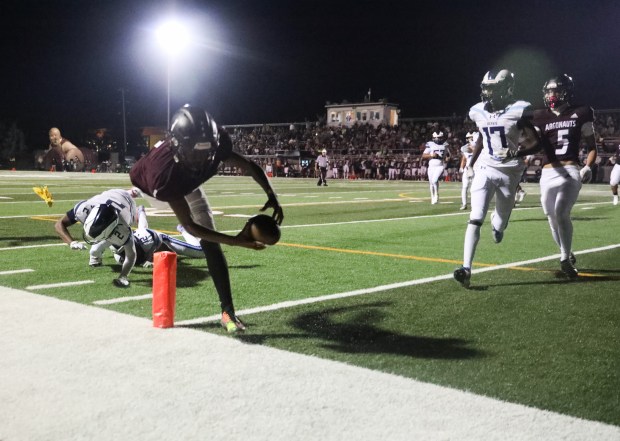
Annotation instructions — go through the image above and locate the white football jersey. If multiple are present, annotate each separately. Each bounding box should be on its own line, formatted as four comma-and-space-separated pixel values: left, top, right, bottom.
105, 221, 134, 247
469, 100, 531, 168
133, 228, 163, 262
424, 141, 448, 166
460, 144, 474, 167
72, 189, 137, 226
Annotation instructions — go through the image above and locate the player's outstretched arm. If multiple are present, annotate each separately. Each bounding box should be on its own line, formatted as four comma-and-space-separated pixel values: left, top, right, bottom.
168, 197, 266, 250
54, 214, 85, 249
225, 150, 284, 225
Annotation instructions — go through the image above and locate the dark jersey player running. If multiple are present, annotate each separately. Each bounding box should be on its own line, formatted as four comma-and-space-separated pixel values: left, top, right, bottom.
531, 74, 597, 278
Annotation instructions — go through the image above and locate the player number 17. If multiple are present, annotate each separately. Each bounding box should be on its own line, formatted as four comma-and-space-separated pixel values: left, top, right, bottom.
482, 126, 507, 156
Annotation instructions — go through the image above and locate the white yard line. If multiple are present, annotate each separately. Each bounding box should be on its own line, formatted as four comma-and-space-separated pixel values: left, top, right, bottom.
177, 243, 620, 326
0, 269, 34, 276
93, 293, 153, 305
27, 280, 94, 290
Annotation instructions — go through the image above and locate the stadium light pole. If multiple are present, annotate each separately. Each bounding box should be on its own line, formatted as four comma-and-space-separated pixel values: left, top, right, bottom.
156, 20, 190, 128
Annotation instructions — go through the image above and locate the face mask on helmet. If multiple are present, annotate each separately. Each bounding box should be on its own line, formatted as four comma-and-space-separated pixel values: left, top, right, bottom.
480, 69, 515, 110
543, 74, 574, 110
170, 104, 220, 171
432, 131, 444, 143
83, 204, 120, 244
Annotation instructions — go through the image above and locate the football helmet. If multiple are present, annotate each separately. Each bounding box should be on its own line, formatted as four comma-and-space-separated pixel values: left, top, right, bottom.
83, 204, 119, 244
543, 74, 574, 110
170, 104, 219, 171
432, 131, 445, 144
480, 69, 515, 110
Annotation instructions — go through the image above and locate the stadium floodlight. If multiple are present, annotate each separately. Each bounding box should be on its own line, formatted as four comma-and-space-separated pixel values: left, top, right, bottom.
156, 20, 190, 128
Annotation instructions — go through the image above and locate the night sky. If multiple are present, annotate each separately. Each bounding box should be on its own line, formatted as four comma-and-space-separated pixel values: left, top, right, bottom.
2, 0, 619, 148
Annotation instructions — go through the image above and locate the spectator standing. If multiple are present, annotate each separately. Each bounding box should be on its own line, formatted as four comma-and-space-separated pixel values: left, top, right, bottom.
48, 127, 84, 171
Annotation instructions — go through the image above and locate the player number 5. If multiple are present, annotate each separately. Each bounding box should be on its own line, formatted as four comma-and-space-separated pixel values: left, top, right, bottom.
555, 129, 569, 155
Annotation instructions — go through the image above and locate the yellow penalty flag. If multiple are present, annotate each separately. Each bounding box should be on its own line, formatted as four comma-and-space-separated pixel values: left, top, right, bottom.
33, 186, 54, 207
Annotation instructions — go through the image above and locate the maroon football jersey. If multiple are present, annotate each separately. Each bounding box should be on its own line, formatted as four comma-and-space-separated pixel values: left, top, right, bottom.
130, 137, 231, 201
532, 105, 594, 166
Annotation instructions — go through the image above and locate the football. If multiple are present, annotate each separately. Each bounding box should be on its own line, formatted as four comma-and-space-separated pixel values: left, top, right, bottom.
243, 214, 281, 245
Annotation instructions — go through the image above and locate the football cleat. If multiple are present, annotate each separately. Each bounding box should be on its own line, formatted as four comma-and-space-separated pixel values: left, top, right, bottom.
221, 311, 246, 333
453, 267, 471, 288
560, 259, 578, 279
569, 253, 577, 265
613, 195, 618, 206
492, 226, 504, 244
113, 277, 130, 288
89, 256, 102, 267
459, 204, 468, 210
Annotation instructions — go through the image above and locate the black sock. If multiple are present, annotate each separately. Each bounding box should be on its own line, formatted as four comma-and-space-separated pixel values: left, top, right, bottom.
201, 240, 234, 314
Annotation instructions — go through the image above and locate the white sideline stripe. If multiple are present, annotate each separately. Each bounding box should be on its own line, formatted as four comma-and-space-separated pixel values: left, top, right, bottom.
0, 269, 34, 275
0, 200, 611, 222
93, 293, 153, 305
27, 280, 94, 290
3, 286, 619, 441
0, 243, 66, 251
176, 243, 620, 326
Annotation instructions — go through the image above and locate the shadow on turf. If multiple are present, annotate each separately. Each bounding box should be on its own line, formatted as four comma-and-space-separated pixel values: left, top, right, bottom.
474, 269, 620, 289
0, 235, 60, 245
221, 302, 486, 360
109, 261, 261, 288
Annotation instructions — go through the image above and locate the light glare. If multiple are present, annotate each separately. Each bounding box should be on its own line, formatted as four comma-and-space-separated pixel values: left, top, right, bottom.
156, 20, 190, 56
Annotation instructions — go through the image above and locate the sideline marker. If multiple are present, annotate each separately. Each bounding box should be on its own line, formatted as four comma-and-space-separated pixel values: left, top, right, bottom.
152, 251, 177, 328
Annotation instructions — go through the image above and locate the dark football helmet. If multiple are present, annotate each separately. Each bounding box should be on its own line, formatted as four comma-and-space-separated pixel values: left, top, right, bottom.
170, 104, 219, 171
83, 203, 120, 244
543, 74, 574, 110
480, 69, 515, 111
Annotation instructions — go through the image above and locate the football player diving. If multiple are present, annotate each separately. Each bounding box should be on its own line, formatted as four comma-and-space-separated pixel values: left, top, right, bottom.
55, 188, 139, 287
130, 104, 284, 333
110, 206, 205, 268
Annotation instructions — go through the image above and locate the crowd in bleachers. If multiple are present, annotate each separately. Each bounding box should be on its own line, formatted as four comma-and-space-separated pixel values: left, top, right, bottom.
225, 110, 620, 183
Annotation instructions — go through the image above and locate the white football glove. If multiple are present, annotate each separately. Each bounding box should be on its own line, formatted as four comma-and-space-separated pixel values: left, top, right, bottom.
466, 166, 475, 178
459, 167, 464, 174
70, 240, 87, 250
142, 261, 154, 269
113, 276, 130, 288
579, 165, 592, 183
